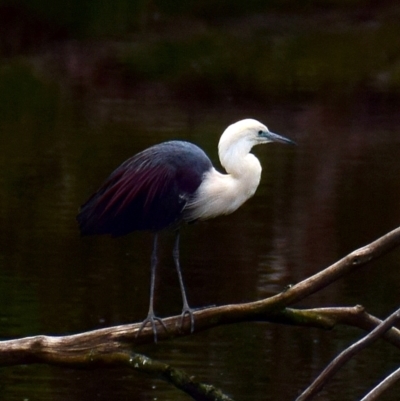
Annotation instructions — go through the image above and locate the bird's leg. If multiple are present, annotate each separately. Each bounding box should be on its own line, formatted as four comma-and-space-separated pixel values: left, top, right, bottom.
136, 233, 167, 342
173, 230, 195, 333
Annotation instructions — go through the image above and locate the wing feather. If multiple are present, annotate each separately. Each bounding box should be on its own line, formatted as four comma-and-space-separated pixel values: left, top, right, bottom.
77, 141, 212, 237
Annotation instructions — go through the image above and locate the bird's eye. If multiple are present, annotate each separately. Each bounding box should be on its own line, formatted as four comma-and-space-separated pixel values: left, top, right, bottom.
258, 130, 264, 136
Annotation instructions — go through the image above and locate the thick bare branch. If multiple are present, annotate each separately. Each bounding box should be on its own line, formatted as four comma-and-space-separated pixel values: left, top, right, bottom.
0, 227, 398, 401
0, 225, 398, 401
185, 225, 400, 334
187, 226, 400, 329
0, 226, 399, 362
0, 336, 235, 400
1, 305, 400, 367
269, 225, 400, 307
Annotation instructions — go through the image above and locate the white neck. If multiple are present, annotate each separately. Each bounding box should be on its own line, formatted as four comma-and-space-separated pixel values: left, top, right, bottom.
185, 137, 262, 221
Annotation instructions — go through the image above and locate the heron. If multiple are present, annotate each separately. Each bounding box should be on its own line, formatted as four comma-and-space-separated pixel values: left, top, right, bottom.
77, 119, 294, 341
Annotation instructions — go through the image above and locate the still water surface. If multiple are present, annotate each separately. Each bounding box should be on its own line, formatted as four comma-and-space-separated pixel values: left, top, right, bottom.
1, 92, 400, 400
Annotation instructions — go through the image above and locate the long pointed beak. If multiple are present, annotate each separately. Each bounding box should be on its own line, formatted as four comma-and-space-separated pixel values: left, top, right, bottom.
267, 131, 296, 145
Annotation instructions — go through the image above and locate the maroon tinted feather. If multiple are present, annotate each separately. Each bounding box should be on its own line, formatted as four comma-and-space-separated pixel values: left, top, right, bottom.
77, 141, 212, 236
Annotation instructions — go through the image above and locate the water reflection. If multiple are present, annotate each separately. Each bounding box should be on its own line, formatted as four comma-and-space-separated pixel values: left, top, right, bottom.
1, 71, 400, 400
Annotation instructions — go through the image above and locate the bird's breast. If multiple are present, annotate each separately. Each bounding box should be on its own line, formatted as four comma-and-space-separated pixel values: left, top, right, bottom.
184, 165, 261, 221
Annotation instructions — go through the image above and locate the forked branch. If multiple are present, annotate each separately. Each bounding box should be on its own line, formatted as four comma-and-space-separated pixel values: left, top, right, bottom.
0, 226, 399, 400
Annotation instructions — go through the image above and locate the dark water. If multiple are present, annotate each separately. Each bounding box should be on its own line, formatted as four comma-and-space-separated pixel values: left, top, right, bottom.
1, 75, 400, 400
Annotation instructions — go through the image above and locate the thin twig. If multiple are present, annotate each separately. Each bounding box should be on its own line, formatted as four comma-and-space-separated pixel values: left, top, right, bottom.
360, 366, 400, 401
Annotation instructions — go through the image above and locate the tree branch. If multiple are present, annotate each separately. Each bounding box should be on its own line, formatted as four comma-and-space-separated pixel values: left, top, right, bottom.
0, 227, 399, 354
0, 226, 399, 400
271, 306, 400, 349
360, 365, 400, 401
295, 306, 400, 401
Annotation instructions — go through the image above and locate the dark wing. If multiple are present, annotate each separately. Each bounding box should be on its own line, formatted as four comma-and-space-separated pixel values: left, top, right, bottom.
77, 141, 212, 237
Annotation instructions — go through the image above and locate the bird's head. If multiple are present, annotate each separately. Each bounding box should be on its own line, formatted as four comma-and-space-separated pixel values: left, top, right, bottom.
219, 118, 295, 161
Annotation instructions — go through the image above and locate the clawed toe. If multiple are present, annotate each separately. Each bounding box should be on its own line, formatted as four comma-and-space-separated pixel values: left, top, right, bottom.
179, 307, 195, 333
136, 313, 168, 342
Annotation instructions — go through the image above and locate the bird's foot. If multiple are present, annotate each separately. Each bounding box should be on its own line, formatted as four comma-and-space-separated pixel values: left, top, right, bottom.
136, 313, 168, 343
179, 307, 195, 333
